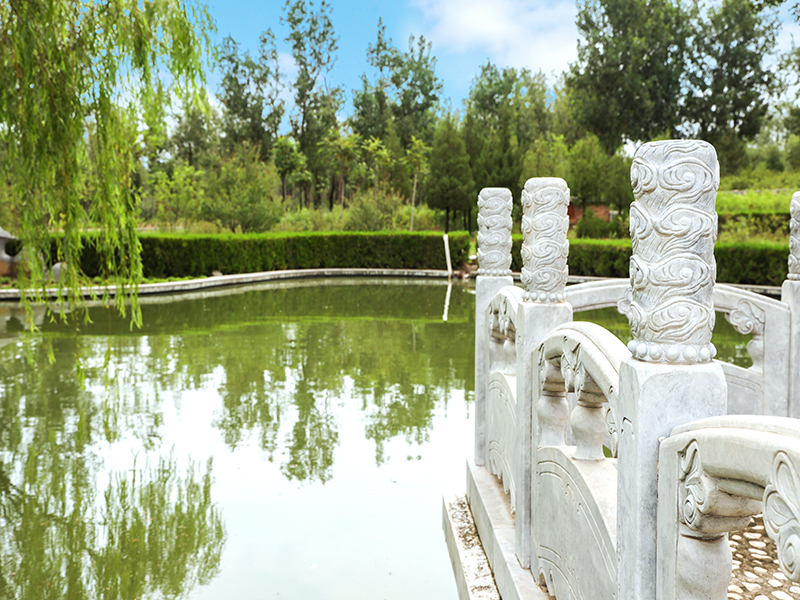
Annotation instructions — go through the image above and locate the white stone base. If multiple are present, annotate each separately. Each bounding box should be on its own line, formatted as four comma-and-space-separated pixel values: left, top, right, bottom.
448, 461, 552, 600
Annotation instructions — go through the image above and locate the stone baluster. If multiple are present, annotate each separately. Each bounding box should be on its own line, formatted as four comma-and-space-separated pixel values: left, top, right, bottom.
475, 188, 514, 466
570, 365, 607, 461
782, 194, 800, 417
518, 178, 573, 568
617, 141, 728, 600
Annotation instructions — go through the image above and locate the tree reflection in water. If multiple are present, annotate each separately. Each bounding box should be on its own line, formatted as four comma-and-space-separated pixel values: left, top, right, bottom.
0, 338, 225, 599
0, 279, 753, 598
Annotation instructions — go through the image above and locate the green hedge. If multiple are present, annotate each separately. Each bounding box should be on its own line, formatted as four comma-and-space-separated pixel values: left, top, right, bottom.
510, 236, 790, 287
76, 231, 470, 279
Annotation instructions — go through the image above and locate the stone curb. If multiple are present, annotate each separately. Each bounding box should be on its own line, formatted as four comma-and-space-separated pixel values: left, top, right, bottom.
0, 269, 783, 302
0, 268, 452, 302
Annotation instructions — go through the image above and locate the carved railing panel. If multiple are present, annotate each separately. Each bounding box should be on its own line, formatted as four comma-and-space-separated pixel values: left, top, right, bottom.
564, 276, 794, 419
658, 416, 800, 600
532, 321, 630, 599
485, 286, 524, 511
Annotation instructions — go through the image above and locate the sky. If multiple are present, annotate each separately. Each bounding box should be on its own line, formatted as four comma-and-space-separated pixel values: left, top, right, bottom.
204, 0, 800, 119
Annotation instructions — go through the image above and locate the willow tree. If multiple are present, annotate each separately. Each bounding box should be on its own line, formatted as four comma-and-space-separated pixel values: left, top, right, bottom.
0, 0, 213, 326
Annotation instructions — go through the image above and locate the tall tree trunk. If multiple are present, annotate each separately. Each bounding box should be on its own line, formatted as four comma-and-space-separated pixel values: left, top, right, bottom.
445, 208, 450, 233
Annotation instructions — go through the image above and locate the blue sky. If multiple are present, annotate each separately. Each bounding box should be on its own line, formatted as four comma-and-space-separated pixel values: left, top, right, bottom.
205, 0, 800, 119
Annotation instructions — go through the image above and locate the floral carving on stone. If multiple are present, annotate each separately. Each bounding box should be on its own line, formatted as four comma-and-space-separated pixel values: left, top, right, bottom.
764, 451, 800, 581
627, 140, 719, 364
725, 300, 766, 337
790, 193, 800, 280
477, 188, 513, 276
678, 441, 709, 530
520, 178, 569, 302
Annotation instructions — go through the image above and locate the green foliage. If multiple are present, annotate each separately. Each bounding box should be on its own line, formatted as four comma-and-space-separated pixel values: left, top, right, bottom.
683, 0, 779, 144
148, 164, 206, 231
344, 190, 402, 232
463, 62, 551, 193
575, 208, 614, 239
272, 207, 346, 232
508, 236, 789, 286
720, 163, 800, 190
200, 145, 282, 233
717, 213, 790, 242
425, 115, 474, 232
715, 241, 788, 286
218, 33, 284, 161
170, 102, 220, 168
716, 189, 793, 213
510, 237, 632, 277
567, 0, 691, 152
519, 134, 571, 187
0, 0, 213, 324
274, 136, 304, 203
356, 19, 443, 148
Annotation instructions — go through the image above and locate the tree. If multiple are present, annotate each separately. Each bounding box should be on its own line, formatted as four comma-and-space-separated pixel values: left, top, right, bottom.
0, 0, 213, 324
320, 131, 361, 214
680, 0, 779, 146
519, 134, 571, 189
354, 19, 443, 148
463, 63, 552, 197
362, 136, 392, 202
282, 0, 343, 206
568, 134, 633, 210
566, 0, 693, 153
217, 32, 284, 162
201, 145, 282, 233
170, 101, 220, 168
282, 0, 339, 151
404, 136, 430, 231
425, 116, 474, 233
274, 136, 304, 204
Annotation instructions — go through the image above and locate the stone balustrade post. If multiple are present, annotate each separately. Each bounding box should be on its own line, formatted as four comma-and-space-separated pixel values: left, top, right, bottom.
475, 188, 514, 467
782, 194, 800, 418
617, 141, 728, 600
517, 177, 573, 569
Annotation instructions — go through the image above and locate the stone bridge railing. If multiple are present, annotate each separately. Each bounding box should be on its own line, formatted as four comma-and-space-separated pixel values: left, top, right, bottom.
448, 140, 800, 600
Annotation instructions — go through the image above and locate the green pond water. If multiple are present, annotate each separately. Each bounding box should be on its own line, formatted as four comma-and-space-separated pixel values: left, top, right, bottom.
0, 279, 751, 600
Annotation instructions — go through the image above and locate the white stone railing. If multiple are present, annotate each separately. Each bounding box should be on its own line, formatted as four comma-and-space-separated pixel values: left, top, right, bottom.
531, 321, 628, 599
657, 416, 800, 599
459, 139, 800, 600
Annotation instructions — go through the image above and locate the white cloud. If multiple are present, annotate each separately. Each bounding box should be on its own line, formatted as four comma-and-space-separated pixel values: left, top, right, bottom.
411, 0, 579, 79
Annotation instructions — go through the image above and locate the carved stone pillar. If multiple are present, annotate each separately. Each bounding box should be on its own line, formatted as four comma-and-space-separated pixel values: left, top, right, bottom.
617, 141, 728, 600
475, 188, 514, 466
783, 194, 800, 418
516, 177, 573, 569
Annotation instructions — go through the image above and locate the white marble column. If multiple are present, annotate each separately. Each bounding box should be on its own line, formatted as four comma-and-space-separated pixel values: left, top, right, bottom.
517, 177, 573, 569
475, 188, 514, 466
782, 194, 800, 418
617, 140, 728, 600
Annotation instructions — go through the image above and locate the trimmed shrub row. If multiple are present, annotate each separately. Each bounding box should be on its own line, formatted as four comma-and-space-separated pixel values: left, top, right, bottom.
511, 236, 790, 287
76, 231, 470, 279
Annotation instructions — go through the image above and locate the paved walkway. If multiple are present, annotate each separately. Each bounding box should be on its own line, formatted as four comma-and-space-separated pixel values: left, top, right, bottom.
730, 515, 800, 600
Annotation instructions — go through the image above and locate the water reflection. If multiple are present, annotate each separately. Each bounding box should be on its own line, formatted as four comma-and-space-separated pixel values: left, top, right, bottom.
0, 279, 752, 599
